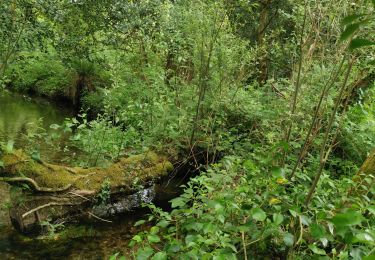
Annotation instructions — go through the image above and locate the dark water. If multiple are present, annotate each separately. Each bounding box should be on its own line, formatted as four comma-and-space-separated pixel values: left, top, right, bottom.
0, 90, 180, 259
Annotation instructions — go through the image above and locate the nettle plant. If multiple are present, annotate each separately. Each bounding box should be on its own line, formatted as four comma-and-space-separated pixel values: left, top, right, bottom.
64, 113, 141, 167
127, 156, 374, 259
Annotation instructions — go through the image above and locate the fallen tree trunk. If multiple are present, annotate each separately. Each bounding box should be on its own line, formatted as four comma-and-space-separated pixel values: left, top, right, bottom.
0, 149, 173, 234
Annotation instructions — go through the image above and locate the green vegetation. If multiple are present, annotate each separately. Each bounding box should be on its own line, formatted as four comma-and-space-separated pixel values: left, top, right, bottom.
0, 0, 374, 259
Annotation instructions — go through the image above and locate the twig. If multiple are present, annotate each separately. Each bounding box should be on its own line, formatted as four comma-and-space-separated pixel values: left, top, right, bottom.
295, 216, 304, 246
241, 217, 248, 260
271, 83, 286, 99
22, 202, 78, 219
88, 212, 113, 223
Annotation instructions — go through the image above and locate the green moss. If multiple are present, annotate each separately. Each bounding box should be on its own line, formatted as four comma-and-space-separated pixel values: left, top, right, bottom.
1, 151, 173, 193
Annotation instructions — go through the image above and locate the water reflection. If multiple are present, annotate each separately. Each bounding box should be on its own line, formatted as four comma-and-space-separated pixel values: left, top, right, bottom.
0, 90, 74, 147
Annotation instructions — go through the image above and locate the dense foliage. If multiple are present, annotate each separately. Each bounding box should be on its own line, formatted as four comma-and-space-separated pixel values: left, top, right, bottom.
1, 0, 375, 259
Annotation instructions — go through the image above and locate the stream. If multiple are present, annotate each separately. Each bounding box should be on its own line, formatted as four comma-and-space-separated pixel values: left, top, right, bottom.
0, 90, 180, 259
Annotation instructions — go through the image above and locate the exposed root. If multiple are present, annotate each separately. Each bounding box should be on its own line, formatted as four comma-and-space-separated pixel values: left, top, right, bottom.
0, 177, 72, 193
0, 173, 96, 194
67, 191, 91, 201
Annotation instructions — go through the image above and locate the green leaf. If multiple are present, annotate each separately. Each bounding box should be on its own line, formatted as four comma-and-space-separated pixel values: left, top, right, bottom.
203, 222, 216, 234
50, 124, 60, 130
368, 206, 375, 215
5, 140, 14, 153
166, 243, 181, 253
271, 167, 284, 178
218, 214, 225, 224
353, 232, 374, 244
331, 210, 364, 227
185, 235, 198, 247
272, 213, 284, 225
207, 199, 224, 211
350, 248, 362, 260
340, 23, 360, 42
251, 208, 267, 222
109, 253, 119, 260
349, 38, 375, 50
0, 160, 4, 169
310, 223, 326, 239
31, 151, 41, 162
156, 220, 170, 228
362, 254, 375, 260
151, 252, 167, 260
150, 226, 159, 235
308, 244, 326, 255
170, 197, 186, 208
147, 234, 161, 243
136, 247, 154, 260
132, 235, 142, 243
283, 232, 294, 246
342, 14, 363, 25
134, 220, 146, 226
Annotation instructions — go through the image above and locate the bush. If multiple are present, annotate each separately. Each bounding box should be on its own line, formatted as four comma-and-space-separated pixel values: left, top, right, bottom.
6, 52, 73, 98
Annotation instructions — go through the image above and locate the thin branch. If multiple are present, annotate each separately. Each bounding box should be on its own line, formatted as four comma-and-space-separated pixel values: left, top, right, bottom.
88, 212, 113, 223
290, 55, 346, 178
22, 202, 78, 219
305, 58, 354, 206
283, 0, 308, 165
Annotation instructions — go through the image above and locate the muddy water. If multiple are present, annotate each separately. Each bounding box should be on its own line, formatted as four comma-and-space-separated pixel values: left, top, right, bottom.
0, 90, 180, 259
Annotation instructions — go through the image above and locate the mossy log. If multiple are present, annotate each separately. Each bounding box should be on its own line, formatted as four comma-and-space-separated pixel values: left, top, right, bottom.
0, 150, 173, 233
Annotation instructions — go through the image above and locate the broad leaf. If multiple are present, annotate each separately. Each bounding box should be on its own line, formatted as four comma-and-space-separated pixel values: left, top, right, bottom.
342, 14, 363, 25
136, 247, 154, 260
273, 213, 284, 225
363, 254, 375, 260
5, 140, 14, 153
331, 210, 364, 227
310, 223, 326, 239
134, 220, 145, 226
349, 38, 375, 50
151, 252, 167, 260
251, 208, 267, 222
109, 253, 119, 260
170, 197, 186, 208
308, 244, 326, 255
147, 234, 161, 243
340, 23, 360, 42
283, 232, 294, 246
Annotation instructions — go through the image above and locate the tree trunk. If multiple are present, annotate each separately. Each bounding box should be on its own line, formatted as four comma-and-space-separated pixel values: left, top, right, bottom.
0, 150, 173, 233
